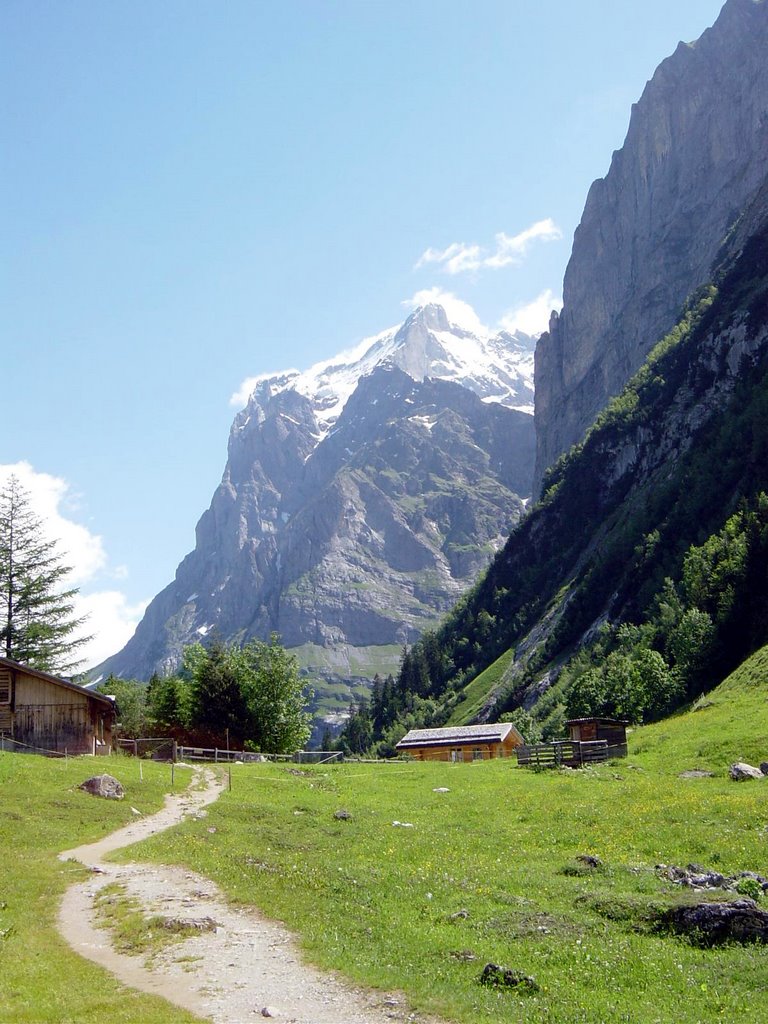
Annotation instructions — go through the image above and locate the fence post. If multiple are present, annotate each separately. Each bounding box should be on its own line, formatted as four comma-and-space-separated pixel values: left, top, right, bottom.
172, 739, 177, 763
215, 748, 218, 763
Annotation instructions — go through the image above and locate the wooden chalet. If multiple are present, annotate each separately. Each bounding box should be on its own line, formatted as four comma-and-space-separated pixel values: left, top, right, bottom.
0, 657, 115, 756
395, 722, 524, 762
565, 717, 628, 757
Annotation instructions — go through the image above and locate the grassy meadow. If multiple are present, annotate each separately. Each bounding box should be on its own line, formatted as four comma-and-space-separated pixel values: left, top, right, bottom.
0, 753, 202, 1024
1, 645, 767, 1024
121, 647, 768, 1024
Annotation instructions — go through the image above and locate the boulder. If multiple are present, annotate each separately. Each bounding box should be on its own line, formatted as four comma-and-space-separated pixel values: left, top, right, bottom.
760, 762, 768, 776
78, 774, 124, 800
662, 899, 768, 945
729, 762, 764, 781
576, 854, 602, 869
479, 963, 539, 992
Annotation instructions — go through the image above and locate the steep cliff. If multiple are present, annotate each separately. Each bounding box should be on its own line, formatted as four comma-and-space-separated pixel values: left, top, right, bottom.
98, 304, 536, 723
395, 205, 768, 729
534, 0, 768, 493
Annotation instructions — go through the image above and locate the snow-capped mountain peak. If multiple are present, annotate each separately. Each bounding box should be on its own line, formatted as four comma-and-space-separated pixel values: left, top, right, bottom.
233, 303, 536, 440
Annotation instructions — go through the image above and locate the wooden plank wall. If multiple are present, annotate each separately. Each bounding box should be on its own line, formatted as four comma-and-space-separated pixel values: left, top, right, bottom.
12, 670, 97, 754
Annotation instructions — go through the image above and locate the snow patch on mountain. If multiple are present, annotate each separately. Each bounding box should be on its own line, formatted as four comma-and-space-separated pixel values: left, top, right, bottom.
232, 303, 536, 441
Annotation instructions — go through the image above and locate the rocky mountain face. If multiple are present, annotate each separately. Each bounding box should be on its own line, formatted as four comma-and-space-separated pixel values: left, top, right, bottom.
534, 0, 768, 494
403, 204, 768, 725
99, 305, 536, 722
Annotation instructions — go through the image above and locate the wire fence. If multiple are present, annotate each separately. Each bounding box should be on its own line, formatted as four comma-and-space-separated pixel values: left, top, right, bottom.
116, 737, 177, 760
176, 746, 344, 765
0, 733, 67, 758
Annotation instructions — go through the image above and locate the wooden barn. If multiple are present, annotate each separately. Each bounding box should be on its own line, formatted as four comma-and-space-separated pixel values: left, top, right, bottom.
565, 717, 628, 757
395, 722, 524, 762
0, 657, 114, 756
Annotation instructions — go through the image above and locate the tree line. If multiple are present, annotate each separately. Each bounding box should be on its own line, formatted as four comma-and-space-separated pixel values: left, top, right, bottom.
98, 635, 312, 754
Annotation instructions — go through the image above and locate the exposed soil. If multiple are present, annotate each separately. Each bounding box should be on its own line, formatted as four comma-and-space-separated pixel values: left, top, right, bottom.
58, 768, 436, 1024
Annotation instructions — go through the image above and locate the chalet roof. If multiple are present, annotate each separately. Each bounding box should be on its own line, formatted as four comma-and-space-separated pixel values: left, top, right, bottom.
565, 717, 628, 726
0, 656, 115, 710
396, 722, 522, 749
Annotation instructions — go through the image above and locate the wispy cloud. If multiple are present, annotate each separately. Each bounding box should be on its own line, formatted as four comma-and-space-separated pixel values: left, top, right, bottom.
403, 287, 487, 334
415, 219, 562, 276
0, 462, 146, 670
499, 289, 563, 337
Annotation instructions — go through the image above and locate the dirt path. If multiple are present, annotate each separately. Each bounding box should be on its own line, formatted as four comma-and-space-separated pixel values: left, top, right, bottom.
58, 768, 432, 1024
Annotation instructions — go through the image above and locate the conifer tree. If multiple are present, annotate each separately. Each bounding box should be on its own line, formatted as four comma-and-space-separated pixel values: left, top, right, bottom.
0, 475, 89, 672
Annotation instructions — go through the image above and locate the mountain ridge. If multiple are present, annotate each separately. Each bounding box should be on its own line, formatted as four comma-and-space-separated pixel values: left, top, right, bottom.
97, 304, 537, 728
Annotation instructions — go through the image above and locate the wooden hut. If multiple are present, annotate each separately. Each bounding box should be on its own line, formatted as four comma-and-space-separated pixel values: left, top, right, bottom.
0, 657, 115, 756
395, 722, 524, 762
565, 717, 628, 758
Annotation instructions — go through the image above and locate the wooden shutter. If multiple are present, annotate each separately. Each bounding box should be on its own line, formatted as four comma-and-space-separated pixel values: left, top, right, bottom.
0, 670, 11, 704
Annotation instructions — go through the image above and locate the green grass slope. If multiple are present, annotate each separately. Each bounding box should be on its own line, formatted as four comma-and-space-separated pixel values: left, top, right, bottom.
125, 646, 768, 1024
446, 648, 514, 725
0, 753, 202, 1024
630, 642, 768, 773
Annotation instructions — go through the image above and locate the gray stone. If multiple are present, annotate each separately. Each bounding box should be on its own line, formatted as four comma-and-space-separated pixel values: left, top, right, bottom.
576, 854, 602, 869
678, 770, 714, 778
449, 908, 470, 920
333, 809, 352, 821
760, 762, 768, 776
662, 899, 768, 945
161, 916, 218, 933
729, 762, 765, 781
78, 774, 124, 800
479, 963, 539, 992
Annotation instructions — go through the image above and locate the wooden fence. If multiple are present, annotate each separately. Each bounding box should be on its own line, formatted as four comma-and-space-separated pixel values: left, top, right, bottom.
516, 739, 626, 769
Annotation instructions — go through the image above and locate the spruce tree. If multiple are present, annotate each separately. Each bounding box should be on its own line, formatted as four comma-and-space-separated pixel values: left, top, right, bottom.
0, 475, 89, 673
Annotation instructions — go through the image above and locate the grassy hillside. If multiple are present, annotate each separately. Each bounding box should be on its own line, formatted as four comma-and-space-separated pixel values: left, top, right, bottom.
124, 645, 768, 1024
0, 754, 201, 1024
630, 642, 768, 773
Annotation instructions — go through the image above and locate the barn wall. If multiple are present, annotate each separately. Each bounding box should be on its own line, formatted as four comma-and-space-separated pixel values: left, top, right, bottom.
404, 742, 506, 762
11, 670, 110, 754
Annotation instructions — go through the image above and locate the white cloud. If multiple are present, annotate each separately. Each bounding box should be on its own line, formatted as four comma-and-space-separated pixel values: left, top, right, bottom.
499, 289, 563, 337
0, 462, 106, 584
403, 287, 487, 334
415, 241, 483, 275
0, 462, 146, 671
230, 376, 261, 408
229, 363, 306, 408
415, 218, 562, 276
73, 591, 149, 669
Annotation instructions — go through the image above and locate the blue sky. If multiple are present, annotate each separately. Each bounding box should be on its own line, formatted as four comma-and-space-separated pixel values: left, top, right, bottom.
2, 0, 725, 667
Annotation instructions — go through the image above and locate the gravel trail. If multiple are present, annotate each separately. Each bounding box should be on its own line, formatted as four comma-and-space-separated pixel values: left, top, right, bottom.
58, 768, 434, 1024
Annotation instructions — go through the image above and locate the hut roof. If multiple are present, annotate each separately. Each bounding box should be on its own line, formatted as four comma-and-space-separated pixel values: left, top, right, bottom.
565, 717, 628, 726
396, 722, 522, 749
0, 656, 115, 710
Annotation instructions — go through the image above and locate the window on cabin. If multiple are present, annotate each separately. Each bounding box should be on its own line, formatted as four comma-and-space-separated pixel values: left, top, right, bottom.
451, 749, 463, 762
0, 670, 11, 704
472, 747, 483, 761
